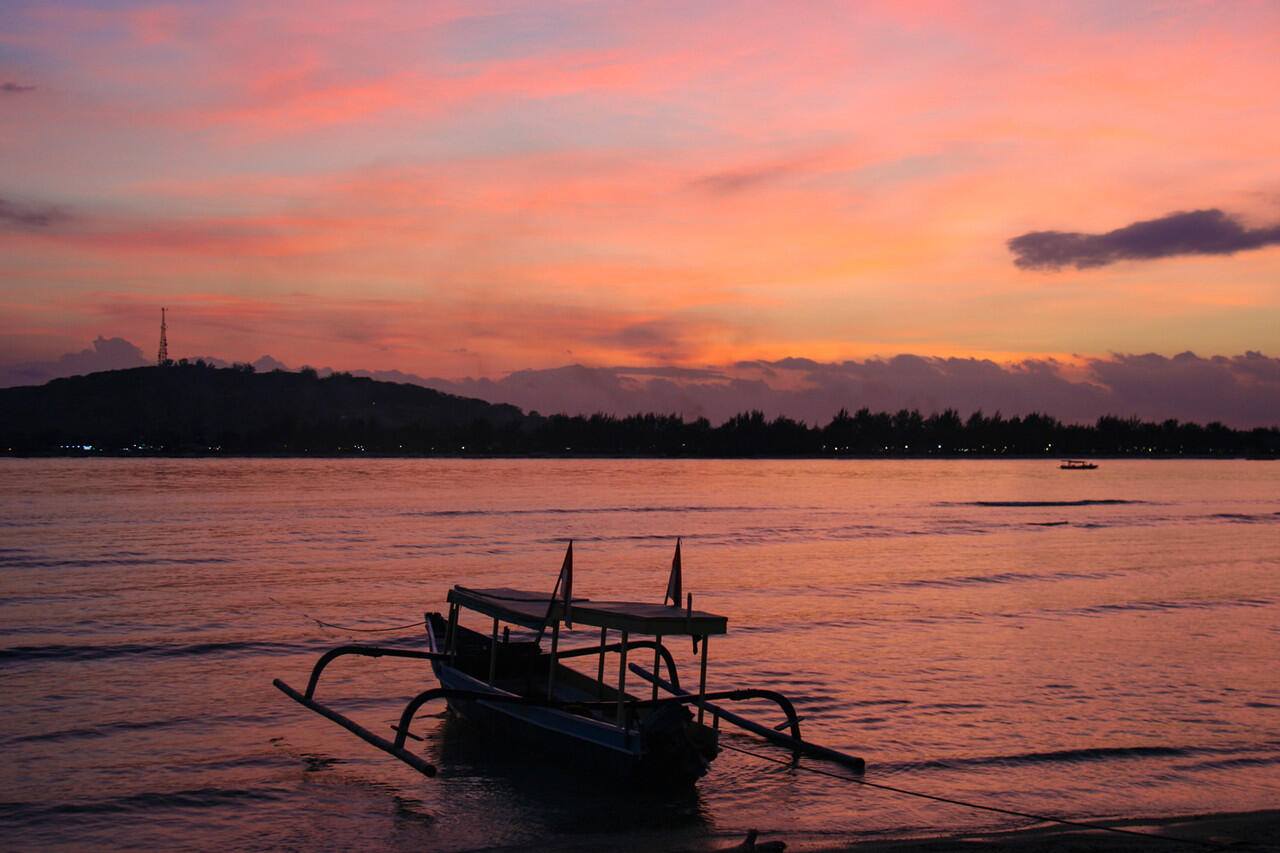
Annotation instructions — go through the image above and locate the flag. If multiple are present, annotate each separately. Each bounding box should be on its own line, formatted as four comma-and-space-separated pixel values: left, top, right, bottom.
665, 537, 682, 607
537, 540, 574, 643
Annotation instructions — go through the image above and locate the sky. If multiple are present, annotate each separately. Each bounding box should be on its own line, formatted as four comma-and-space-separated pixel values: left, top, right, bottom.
2, 1, 1279, 422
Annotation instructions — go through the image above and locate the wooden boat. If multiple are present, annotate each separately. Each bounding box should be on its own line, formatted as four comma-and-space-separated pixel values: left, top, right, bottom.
274, 541, 865, 786
1059, 459, 1098, 469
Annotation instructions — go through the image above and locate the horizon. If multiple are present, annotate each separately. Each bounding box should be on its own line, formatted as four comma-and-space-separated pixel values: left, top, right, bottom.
5, 333, 1279, 429
3, 2, 1279, 394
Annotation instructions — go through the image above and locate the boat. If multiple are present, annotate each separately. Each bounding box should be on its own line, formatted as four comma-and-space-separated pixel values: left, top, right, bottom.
274, 540, 865, 786
1059, 459, 1098, 469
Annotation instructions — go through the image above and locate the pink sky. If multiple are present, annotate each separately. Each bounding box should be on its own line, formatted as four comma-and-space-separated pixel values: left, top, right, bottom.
2, 0, 1279, 381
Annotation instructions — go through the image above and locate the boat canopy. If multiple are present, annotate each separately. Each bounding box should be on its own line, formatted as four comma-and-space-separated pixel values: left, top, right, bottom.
448, 585, 728, 636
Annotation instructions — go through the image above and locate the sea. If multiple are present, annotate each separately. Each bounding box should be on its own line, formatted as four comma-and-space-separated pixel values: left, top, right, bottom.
1, 458, 1277, 851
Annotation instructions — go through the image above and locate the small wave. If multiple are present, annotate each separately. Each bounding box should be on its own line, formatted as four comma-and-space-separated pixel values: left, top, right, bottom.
1210, 512, 1279, 524
913, 702, 989, 712
0, 786, 283, 820
965, 499, 1144, 508
892, 568, 1119, 591
4, 719, 182, 745
4, 710, 293, 748
1177, 754, 1280, 771
1068, 597, 1274, 617
0, 555, 231, 569
777, 569, 1122, 603
397, 504, 769, 519
891, 744, 1193, 772
0, 638, 330, 665
0, 593, 117, 611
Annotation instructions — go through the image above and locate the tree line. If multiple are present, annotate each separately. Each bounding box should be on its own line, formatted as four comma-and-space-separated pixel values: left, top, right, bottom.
1, 362, 1276, 457
508, 408, 1278, 458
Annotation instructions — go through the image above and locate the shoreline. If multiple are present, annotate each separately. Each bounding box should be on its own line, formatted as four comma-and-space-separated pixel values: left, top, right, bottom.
478, 810, 1280, 852
801, 809, 1280, 852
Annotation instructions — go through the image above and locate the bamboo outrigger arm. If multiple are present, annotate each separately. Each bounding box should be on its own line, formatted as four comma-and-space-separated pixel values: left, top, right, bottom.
274, 644, 450, 778
275, 680, 583, 776
273, 678, 439, 777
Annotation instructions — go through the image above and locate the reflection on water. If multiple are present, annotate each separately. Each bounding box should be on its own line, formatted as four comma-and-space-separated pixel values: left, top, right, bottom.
1, 458, 1277, 851
430, 713, 709, 842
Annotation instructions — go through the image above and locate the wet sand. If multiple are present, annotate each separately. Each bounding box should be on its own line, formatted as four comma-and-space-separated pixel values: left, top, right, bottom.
480, 810, 1280, 852
798, 809, 1280, 852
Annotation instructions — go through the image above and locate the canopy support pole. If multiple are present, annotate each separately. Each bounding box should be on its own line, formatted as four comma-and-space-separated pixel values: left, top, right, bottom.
652, 634, 662, 701
487, 616, 499, 685
697, 634, 709, 724
597, 627, 608, 699
616, 630, 629, 725
546, 620, 560, 699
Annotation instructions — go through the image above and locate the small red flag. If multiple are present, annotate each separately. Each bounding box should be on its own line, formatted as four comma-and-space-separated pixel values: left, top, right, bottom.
665, 537, 682, 607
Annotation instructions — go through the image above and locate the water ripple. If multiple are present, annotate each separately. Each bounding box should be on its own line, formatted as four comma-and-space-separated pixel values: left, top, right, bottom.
0, 638, 339, 665
0, 786, 285, 820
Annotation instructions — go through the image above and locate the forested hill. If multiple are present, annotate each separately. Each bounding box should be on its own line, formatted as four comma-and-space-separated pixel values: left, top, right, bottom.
0, 362, 526, 454
1, 362, 1277, 457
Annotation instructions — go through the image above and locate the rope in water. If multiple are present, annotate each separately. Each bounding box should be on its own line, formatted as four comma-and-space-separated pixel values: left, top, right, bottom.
309, 617, 427, 633
268, 596, 427, 633
718, 741, 1226, 849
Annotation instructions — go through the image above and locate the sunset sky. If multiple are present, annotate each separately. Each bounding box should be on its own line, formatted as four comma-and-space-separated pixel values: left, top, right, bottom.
3, 1, 1279, 391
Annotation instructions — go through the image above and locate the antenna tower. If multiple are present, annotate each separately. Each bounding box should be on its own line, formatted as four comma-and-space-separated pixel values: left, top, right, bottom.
157, 307, 169, 366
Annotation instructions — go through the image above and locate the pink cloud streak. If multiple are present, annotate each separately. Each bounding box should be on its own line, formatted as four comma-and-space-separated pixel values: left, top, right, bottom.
2, 0, 1279, 380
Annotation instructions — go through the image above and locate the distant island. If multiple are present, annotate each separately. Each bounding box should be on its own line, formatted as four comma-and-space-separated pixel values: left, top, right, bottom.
1, 362, 1277, 458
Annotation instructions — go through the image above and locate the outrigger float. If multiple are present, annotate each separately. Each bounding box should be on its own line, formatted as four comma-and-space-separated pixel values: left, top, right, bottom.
274, 540, 865, 785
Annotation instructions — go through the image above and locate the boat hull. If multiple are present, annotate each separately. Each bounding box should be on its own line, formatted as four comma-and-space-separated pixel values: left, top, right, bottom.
426, 614, 714, 785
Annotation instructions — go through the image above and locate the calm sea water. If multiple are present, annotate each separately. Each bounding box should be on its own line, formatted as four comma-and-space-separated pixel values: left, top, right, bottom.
1, 459, 1277, 851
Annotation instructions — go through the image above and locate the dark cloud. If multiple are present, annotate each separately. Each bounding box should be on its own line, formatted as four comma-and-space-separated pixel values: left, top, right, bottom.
1084, 351, 1280, 427
0, 197, 71, 230
689, 160, 805, 195
0, 337, 148, 388
412, 353, 1280, 428
2, 82, 36, 93
1008, 209, 1280, 270
607, 365, 726, 381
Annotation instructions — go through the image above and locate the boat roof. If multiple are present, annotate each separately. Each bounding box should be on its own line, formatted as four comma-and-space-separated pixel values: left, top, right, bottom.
447, 585, 728, 636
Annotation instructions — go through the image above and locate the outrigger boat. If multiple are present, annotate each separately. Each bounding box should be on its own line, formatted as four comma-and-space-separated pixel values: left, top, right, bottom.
274, 540, 865, 785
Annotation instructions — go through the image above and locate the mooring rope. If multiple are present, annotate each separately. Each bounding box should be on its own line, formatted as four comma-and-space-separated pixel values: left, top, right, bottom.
268, 596, 427, 634
718, 741, 1227, 848
309, 617, 427, 633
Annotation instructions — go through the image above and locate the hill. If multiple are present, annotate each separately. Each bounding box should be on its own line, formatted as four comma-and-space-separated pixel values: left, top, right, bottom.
0, 362, 527, 454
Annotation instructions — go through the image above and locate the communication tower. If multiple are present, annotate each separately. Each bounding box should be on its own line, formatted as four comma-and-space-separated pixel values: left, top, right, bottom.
158, 307, 169, 365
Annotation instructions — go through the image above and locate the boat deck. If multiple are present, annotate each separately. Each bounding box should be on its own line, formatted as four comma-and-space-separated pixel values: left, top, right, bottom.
448, 585, 728, 636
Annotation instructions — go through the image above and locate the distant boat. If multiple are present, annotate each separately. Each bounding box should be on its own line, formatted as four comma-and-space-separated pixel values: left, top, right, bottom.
1060, 459, 1098, 470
